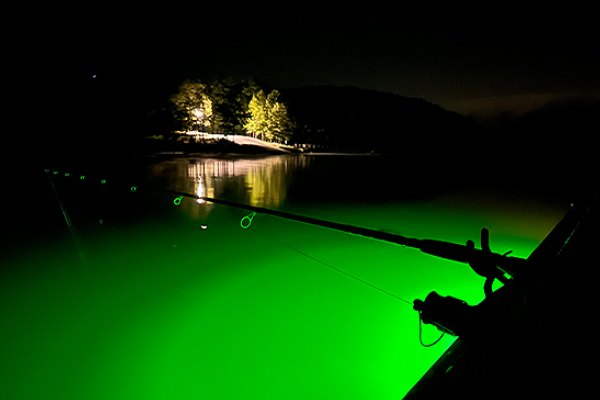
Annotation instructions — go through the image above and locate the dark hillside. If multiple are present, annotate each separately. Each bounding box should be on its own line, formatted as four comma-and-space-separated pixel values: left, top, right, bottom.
280, 86, 598, 201
281, 85, 481, 155
483, 95, 600, 202
280, 85, 486, 189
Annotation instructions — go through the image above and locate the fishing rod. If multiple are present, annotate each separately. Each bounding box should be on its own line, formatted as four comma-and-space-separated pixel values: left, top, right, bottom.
43, 167, 529, 338
161, 187, 536, 338
40, 167, 527, 277
160, 188, 528, 279
45, 169, 90, 272
161, 187, 532, 338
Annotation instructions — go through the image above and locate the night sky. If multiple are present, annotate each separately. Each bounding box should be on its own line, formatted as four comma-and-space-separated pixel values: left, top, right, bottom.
31, 8, 599, 120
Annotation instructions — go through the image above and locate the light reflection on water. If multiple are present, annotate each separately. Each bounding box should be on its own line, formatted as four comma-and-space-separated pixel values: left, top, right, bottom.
148, 155, 314, 215
145, 154, 569, 236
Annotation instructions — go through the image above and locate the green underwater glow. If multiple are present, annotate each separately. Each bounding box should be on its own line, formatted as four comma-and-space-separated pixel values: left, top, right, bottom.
1, 179, 564, 399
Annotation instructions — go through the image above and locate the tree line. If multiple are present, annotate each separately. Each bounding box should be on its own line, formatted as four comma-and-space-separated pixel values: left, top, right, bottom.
169, 78, 295, 143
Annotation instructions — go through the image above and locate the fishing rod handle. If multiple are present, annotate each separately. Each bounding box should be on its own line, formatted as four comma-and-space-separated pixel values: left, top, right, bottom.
418, 239, 527, 276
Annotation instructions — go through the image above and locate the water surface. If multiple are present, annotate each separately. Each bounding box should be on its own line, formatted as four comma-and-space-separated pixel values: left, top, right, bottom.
1, 154, 570, 399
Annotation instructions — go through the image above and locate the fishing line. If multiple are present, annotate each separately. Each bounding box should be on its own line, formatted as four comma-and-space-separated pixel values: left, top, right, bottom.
253, 221, 447, 347
418, 314, 445, 347
45, 170, 90, 272
45, 170, 442, 344
239, 208, 444, 346
251, 226, 412, 306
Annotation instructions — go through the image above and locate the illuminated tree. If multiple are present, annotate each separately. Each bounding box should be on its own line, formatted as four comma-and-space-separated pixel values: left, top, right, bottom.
244, 89, 294, 142
208, 78, 258, 135
170, 80, 213, 132
169, 78, 294, 141
245, 90, 269, 139
268, 94, 295, 143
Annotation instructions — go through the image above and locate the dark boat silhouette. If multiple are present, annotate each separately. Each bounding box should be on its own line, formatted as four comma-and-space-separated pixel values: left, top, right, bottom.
404, 191, 599, 399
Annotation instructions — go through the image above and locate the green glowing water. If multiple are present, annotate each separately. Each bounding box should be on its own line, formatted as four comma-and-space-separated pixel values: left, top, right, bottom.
1, 162, 567, 399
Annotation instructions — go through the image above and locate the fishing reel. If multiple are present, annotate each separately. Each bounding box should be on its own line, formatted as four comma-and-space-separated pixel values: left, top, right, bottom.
413, 227, 509, 337
413, 291, 474, 337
